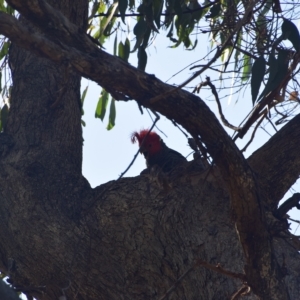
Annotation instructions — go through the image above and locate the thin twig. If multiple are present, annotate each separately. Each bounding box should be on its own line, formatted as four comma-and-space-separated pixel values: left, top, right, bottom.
234, 45, 259, 60
189, 64, 235, 73
146, 108, 166, 137
287, 217, 300, 224
118, 111, 160, 179
196, 259, 247, 281
196, 77, 241, 131
159, 258, 246, 300
230, 285, 251, 300
241, 111, 266, 152
100, 2, 119, 36
265, 115, 278, 133
158, 264, 196, 300
192, 134, 209, 160
149, 0, 259, 104
275, 193, 300, 219
171, 120, 188, 138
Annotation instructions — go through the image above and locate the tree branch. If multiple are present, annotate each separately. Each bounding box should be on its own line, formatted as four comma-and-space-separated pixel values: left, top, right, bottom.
193, 77, 241, 132
275, 193, 300, 219
248, 113, 300, 209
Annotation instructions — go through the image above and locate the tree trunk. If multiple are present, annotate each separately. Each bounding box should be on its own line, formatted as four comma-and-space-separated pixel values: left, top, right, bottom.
0, 0, 299, 299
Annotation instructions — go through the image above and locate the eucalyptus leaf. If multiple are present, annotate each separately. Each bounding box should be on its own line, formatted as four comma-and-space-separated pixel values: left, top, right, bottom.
251, 55, 266, 104
114, 35, 117, 56
0, 104, 8, 131
95, 89, 109, 121
0, 41, 10, 61
81, 86, 88, 105
242, 55, 252, 82
118, 39, 130, 62
119, 0, 128, 23
257, 50, 289, 102
138, 46, 147, 71
132, 18, 148, 52
107, 99, 116, 130
282, 19, 300, 52
153, 0, 163, 29
206, 3, 221, 19
257, 54, 278, 101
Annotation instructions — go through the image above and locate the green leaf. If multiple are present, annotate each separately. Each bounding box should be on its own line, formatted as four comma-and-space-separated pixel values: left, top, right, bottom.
90, 1, 100, 19
167, 21, 174, 38
81, 120, 86, 127
260, 0, 272, 16
5, 4, 14, 15
257, 50, 289, 101
153, 0, 163, 29
251, 55, 266, 104
118, 0, 128, 23
174, 0, 182, 16
164, 0, 175, 28
143, 3, 159, 32
93, 28, 100, 40
0, 41, 10, 61
234, 30, 242, 70
98, 1, 107, 15
132, 18, 148, 52
221, 47, 231, 63
257, 54, 278, 101
95, 89, 109, 120
99, 4, 117, 44
129, 0, 135, 9
102, 17, 116, 38
190, 0, 206, 22
241, 54, 252, 82
282, 19, 300, 52
113, 34, 117, 56
256, 15, 268, 53
0, 0, 5, 12
142, 28, 151, 48
271, 49, 289, 86
172, 13, 193, 48
107, 99, 116, 130
206, 3, 221, 19
187, 39, 198, 51
138, 46, 147, 71
81, 86, 88, 105
118, 39, 130, 62
133, 17, 147, 36
0, 104, 9, 131
81, 85, 88, 116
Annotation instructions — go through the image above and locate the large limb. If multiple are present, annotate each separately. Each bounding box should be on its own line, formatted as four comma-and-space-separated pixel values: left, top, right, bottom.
248, 114, 300, 210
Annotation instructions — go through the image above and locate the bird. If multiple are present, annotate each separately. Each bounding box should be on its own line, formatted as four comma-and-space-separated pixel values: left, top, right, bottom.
131, 129, 187, 173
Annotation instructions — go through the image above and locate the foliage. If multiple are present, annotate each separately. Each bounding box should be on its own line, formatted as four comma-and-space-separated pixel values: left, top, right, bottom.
0, 1, 14, 132
1, 0, 300, 137
85, 0, 300, 134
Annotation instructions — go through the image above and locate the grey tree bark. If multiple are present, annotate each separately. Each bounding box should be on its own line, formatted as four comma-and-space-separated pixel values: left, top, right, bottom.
0, 0, 299, 299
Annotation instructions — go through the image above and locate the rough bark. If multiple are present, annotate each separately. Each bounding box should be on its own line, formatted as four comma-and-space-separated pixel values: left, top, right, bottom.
0, 0, 299, 299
